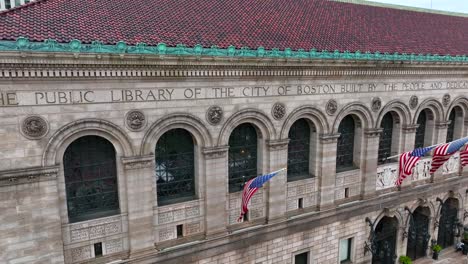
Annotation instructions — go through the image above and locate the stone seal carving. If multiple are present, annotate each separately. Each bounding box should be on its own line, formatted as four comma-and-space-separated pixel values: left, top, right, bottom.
206, 105, 223, 125
326, 99, 338, 115
21, 115, 48, 139
126, 110, 146, 131
371, 97, 382, 112
442, 94, 451, 107
271, 102, 286, 120
409, 95, 418, 109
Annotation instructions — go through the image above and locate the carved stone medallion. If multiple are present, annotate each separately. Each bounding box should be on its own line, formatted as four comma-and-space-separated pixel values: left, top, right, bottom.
125, 110, 146, 131
326, 99, 338, 115
271, 102, 286, 120
206, 105, 223, 125
21, 115, 48, 139
371, 97, 382, 112
409, 95, 418, 109
442, 94, 451, 107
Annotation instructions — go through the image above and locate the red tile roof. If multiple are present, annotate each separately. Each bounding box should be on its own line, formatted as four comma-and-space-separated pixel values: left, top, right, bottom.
0, 0, 467, 55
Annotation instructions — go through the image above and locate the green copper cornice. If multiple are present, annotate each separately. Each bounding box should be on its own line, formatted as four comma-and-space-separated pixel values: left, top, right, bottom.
0, 37, 467, 63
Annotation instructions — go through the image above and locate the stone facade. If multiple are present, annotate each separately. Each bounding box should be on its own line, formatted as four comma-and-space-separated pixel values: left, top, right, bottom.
0, 52, 468, 264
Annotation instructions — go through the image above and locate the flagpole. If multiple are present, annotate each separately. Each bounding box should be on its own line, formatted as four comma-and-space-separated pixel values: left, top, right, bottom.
384, 136, 468, 161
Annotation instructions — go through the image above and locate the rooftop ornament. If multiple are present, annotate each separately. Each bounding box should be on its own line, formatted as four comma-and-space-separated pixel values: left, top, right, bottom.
1, 37, 467, 64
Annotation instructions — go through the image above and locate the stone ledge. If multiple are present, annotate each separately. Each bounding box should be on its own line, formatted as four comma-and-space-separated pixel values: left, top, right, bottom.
0, 165, 59, 186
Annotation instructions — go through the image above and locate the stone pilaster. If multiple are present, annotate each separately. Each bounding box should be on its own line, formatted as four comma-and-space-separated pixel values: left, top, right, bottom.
122, 155, 156, 254
435, 121, 450, 144
317, 133, 340, 210
433, 122, 451, 182
265, 139, 289, 223
361, 128, 382, 199
202, 146, 229, 237
400, 124, 419, 188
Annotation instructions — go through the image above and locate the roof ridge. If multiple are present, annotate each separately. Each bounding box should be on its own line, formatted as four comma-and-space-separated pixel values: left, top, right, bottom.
333, 0, 468, 18
0, 0, 49, 15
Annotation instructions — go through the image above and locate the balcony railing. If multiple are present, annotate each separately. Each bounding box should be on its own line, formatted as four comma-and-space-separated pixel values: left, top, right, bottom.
0, 0, 34, 11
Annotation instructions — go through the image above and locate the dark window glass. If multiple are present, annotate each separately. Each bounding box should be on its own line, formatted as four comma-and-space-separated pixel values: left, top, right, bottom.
295, 252, 309, 264
446, 110, 456, 143
378, 113, 394, 164
415, 111, 427, 148
229, 123, 257, 193
64, 136, 119, 223
94, 243, 103, 257
156, 129, 195, 205
337, 116, 356, 172
287, 119, 313, 181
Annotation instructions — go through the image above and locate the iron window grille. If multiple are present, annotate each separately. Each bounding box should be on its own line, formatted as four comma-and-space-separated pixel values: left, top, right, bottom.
414, 111, 427, 149
378, 113, 394, 165
63, 136, 120, 223
446, 110, 456, 143
336, 115, 356, 172
229, 123, 258, 193
287, 119, 313, 181
156, 129, 195, 205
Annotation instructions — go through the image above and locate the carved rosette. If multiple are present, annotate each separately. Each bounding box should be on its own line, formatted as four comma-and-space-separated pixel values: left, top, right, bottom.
21, 115, 48, 139
125, 110, 146, 131
442, 94, 451, 107
371, 97, 382, 112
206, 105, 223, 125
271, 102, 286, 120
325, 99, 338, 115
409, 95, 418, 109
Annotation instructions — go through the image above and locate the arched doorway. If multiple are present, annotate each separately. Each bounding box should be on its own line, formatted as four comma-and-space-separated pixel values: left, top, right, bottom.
372, 216, 398, 264
437, 198, 459, 249
407, 207, 431, 260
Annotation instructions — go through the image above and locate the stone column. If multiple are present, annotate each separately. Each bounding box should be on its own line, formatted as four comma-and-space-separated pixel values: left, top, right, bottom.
265, 139, 289, 224
360, 129, 382, 199
202, 146, 228, 238
122, 155, 156, 254
317, 133, 340, 210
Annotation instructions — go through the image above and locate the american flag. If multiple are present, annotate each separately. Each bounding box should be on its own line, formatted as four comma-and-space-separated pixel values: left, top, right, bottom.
396, 146, 435, 186
430, 137, 468, 174
461, 144, 468, 167
238, 169, 285, 221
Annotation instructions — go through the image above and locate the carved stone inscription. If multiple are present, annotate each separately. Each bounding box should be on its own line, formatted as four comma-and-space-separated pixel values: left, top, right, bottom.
2, 80, 467, 106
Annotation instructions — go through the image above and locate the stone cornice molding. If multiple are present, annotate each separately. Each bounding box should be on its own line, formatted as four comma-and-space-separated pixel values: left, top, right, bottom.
435, 121, 451, 129
121, 155, 155, 170
364, 128, 383, 138
402, 124, 419, 133
266, 139, 290, 151
0, 165, 59, 186
202, 146, 229, 160
319, 133, 341, 143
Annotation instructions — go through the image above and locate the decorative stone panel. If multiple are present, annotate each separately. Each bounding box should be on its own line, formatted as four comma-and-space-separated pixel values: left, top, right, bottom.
411, 157, 432, 181
442, 152, 460, 175
155, 200, 204, 242
286, 178, 317, 211
228, 190, 265, 225
335, 170, 361, 200
68, 215, 123, 243
70, 246, 92, 263
21, 115, 49, 139
376, 163, 398, 190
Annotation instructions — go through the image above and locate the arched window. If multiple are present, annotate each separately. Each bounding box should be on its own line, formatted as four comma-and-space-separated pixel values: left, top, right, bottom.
156, 129, 195, 205
415, 111, 427, 149
64, 136, 119, 223
336, 115, 356, 171
287, 119, 314, 181
378, 113, 394, 164
446, 110, 456, 142
229, 123, 257, 193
